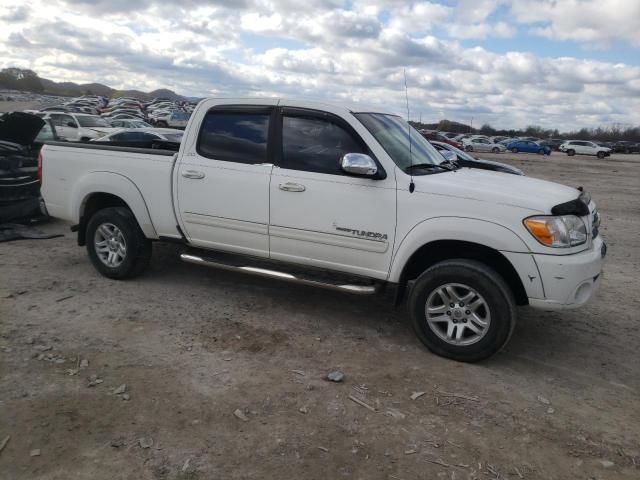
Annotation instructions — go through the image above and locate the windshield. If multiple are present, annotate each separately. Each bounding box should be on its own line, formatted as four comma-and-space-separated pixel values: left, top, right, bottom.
163, 133, 184, 142
77, 116, 110, 128
355, 113, 446, 172
440, 143, 477, 162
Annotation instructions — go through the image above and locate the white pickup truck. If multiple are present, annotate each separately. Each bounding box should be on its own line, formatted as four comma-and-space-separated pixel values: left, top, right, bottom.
40, 98, 606, 361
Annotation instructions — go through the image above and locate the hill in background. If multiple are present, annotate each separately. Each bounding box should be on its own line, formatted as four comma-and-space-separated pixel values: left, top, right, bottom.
0, 67, 187, 101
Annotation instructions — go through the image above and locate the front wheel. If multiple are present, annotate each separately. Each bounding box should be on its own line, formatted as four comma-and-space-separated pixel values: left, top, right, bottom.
465, 145, 474, 152
511, 147, 518, 153
597, 151, 606, 159
408, 259, 516, 362
86, 207, 152, 279
492, 147, 500, 153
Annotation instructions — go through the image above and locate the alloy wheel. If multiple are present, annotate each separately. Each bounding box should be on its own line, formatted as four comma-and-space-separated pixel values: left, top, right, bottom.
94, 223, 127, 268
425, 283, 491, 346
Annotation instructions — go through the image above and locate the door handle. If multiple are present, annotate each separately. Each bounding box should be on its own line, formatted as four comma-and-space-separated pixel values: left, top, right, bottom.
181, 170, 205, 179
279, 182, 306, 192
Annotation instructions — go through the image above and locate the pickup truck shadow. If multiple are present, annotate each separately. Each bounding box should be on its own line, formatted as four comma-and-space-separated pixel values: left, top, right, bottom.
144, 243, 638, 397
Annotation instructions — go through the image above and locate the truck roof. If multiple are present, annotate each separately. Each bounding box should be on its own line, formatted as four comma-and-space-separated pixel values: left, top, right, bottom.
200, 97, 397, 117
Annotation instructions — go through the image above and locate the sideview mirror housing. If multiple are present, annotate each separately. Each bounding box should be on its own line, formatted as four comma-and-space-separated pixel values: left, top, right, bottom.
340, 153, 378, 177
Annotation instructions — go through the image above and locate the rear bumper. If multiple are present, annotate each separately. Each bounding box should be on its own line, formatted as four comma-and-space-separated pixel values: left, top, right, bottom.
528, 236, 606, 310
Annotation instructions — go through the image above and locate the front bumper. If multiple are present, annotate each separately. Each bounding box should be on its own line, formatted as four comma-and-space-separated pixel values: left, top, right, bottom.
529, 235, 606, 310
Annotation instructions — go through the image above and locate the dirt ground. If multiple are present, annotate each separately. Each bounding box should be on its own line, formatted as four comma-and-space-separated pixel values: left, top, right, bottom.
1, 151, 639, 480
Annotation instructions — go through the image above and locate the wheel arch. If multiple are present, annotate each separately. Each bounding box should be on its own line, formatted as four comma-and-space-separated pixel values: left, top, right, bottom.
396, 239, 528, 306
389, 218, 535, 306
72, 172, 157, 245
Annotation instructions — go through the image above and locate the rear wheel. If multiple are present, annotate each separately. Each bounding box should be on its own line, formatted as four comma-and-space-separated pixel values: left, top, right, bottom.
156, 120, 168, 127
86, 207, 151, 279
408, 259, 516, 362
466, 145, 474, 152
492, 147, 500, 153
567, 149, 575, 156
511, 147, 518, 153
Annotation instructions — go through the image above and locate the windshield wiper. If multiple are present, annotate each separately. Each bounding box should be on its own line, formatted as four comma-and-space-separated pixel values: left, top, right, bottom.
404, 162, 456, 174
404, 163, 446, 172
439, 159, 459, 171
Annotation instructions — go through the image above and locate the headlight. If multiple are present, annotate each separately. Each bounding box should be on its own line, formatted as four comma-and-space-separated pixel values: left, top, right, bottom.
523, 215, 587, 247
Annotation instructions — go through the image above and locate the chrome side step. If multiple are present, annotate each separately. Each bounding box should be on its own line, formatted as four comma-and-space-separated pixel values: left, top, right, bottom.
180, 253, 377, 295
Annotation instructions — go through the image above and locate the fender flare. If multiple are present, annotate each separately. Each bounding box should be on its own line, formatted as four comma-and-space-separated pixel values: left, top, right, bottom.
388, 216, 531, 283
71, 171, 157, 239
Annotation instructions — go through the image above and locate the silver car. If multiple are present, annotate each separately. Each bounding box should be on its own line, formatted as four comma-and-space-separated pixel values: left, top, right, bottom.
462, 137, 507, 153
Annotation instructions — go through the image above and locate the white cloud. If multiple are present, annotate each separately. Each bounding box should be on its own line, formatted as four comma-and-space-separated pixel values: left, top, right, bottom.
510, 0, 640, 47
0, 0, 639, 130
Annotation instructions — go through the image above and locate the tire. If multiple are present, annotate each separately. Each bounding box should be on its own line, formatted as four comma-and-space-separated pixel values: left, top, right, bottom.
492, 147, 500, 153
597, 151, 605, 159
537, 149, 544, 155
567, 149, 575, 156
408, 259, 516, 362
156, 121, 168, 127
511, 148, 518, 153
465, 145, 474, 152
86, 207, 151, 279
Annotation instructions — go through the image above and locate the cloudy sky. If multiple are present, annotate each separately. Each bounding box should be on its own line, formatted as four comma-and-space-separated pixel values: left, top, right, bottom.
1, 0, 639, 130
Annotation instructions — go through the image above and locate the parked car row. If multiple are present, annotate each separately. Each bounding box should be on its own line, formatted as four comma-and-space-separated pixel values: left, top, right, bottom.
27, 94, 195, 129
419, 131, 636, 158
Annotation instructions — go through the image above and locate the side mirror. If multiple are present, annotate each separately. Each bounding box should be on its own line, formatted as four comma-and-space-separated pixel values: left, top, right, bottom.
67, 121, 77, 128
440, 150, 457, 163
340, 153, 377, 177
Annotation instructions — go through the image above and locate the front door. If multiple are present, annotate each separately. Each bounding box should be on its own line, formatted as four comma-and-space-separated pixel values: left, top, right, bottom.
269, 108, 396, 279
48, 113, 79, 141
176, 104, 276, 258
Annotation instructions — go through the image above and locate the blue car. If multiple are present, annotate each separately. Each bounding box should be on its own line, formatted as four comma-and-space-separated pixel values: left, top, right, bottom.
506, 140, 551, 155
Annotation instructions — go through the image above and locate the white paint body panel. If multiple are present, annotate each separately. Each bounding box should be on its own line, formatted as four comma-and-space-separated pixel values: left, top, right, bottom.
41, 97, 605, 311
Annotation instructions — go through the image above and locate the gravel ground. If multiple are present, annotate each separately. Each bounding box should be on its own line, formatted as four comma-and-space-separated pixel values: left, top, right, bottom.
1, 151, 639, 479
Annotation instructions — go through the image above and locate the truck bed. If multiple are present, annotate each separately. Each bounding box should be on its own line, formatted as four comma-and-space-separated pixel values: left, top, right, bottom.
41, 141, 180, 239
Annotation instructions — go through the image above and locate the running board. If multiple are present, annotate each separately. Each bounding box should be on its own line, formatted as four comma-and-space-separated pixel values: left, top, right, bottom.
180, 253, 378, 295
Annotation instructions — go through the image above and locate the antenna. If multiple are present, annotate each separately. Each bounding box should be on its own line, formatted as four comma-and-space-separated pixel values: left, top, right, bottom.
404, 69, 415, 193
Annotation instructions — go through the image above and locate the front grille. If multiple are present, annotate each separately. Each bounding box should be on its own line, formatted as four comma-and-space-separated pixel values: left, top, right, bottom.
592, 209, 600, 238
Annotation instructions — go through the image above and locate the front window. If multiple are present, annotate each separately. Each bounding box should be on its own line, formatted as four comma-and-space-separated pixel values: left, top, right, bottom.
76, 116, 110, 128
355, 113, 445, 172
281, 114, 366, 175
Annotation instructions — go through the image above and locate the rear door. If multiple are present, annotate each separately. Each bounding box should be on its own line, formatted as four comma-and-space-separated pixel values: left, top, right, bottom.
269, 107, 396, 279
474, 139, 490, 152
175, 104, 276, 257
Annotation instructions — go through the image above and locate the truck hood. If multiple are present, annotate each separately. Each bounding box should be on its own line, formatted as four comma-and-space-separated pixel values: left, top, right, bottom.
413, 167, 580, 213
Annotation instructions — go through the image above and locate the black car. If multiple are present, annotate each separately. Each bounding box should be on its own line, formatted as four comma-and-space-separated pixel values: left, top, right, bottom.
0, 112, 60, 222
539, 138, 564, 151
613, 141, 640, 154
430, 141, 524, 175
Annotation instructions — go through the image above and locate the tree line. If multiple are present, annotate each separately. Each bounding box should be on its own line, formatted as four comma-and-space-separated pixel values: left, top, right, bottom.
410, 119, 640, 142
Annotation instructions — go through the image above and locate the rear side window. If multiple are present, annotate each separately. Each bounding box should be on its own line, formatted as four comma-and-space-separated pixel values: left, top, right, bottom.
281, 115, 365, 175
197, 111, 270, 164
